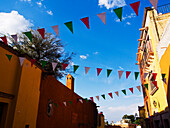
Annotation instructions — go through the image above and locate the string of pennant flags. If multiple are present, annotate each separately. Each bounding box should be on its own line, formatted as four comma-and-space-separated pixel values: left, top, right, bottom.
0, 0, 158, 42
3, 53, 167, 82
51, 85, 142, 108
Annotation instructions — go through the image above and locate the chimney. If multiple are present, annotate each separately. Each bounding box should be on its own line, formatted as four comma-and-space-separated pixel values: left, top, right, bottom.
66, 74, 74, 92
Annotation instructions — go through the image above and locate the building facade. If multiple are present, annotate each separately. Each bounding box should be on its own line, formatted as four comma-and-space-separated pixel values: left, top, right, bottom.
137, 5, 170, 128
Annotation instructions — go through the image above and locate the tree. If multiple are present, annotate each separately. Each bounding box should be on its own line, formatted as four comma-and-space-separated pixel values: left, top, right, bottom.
9, 29, 74, 79
122, 114, 135, 123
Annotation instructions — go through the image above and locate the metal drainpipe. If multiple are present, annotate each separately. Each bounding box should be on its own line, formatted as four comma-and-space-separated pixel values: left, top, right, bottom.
152, 9, 160, 41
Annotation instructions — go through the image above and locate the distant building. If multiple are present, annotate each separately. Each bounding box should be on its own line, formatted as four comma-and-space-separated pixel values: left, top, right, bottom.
137, 5, 170, 128
113, 119, 136, 128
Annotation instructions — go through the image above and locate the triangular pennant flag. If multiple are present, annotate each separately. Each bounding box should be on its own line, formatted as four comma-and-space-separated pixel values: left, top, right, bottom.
163, 78, 167, 84
31, 59, 36, 67
11, 34, 17, 43
122, 89, 126, 95
135, 72, 139, 80
97, 12, 106, 24
64, 21, 73, 33
73, 100, 77, 104
107, 69, 112, 77
80, 17, 90, 29
19, 57, 25, 66
118, 70, 124, 79
152, 73, 157, 81
108, 92, 113, 99
85, 67, 90, 74
79, 99, 83, 103
130, 1, 140, 16
152, 81, 158, 88
162, 74, 166, 80
73, 65, 79, 73
114, 7, 123, 21
126, 71, 131, 79
63, 102, 67, 106
149, 0, 158, 10
144, 84, 148, 90
96, 96, 99, 101
115, 91, 119, 97
41, 60, 47, 68
52, 62, 57, 71
54, 103, 57, 107
5, 54, 12, 61
24, 31, 32, 42
129, 87, 133, 94
136, 86, 141, 92
0, 36, 7, 45
101, 94, 105, 100
84, 98, 88, 103
77, 99, 79, 103
37, 28, 45, 39
51, 25, 59, 37
62, 63, 68, 70
144, 73, 148, 79
59, 102, 63, 107
90, 97, 94, 102
97, 68, 102, 76
69, 101, 72, 104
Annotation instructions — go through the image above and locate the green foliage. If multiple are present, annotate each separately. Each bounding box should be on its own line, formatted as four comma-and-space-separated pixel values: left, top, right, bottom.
122, 114, 135, 123
9, 29, 74, 79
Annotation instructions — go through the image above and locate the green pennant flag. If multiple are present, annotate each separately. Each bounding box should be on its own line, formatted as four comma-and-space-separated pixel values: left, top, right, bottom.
64, 21, 73, 33
41, 60, 47, 68
54, 103, 57, 107
5, 54, 12, 61
24, 31, 32, 42
162, 74, 166, 80
121, 89, 126, 95
144, 84, 148, 90
84, 98, 88, 103
73, 65, 79, 73
135, 72, 139, 80
101, 94, 106, 100
107, 69, 112, 77
114, 7, 123, 21
69, 101, 72, 105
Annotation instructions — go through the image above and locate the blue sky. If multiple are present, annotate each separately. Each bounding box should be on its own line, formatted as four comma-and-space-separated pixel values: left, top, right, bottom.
0, 0, 169, 123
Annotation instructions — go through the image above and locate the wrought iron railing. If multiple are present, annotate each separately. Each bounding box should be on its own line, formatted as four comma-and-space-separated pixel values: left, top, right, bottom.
157, 3, 170, 14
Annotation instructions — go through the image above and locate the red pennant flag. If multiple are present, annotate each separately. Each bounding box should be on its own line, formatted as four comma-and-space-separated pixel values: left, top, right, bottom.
96, 96, 99, 101
130, 1, 140, 16
90, 97, 94, 102
80, 17, 90, 29
51, 25, 59, 36
62, 63, 68, 70
37, 28, 45, 39
85, 67, 90, 74
118, 71, 124, 79
149, 0, 158, 10
97, 12, 106, 24
97, 68, 102, 76
115, 91, 119, 97
0, 36, 7, 45
73, 100, 77, 104
126, 71, 131, 79
129, 87, 133, 94
31, 59, 36, 67
108, 92, 113, 98
59, 102, 63, 107
136, 86, 141, 92
152, 81, 158, 88
152, 73, 157, 81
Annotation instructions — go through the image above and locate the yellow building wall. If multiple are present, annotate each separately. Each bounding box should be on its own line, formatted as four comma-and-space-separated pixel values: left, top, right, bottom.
12, 59, 42, 128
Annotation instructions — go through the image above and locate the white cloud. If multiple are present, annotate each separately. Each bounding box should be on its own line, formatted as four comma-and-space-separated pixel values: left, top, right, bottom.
80, 55, 87, 59
115, 13, 136, 22
46, 10, 53, 15
36, 1, 42, 7
0, 11, 33, 35
119, 66, 123, 70
93, 51, 99, 55
98, 0, 126, 9
126, 22, 131, 25
20, 0, 31, 2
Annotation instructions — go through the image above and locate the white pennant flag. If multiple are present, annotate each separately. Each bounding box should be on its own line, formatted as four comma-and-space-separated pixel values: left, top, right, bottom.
79, 99, 83, 103
52, 62, 58, 71
19, 57, 25, 66
63, 102, 67, 106
144, 73, 148, 80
